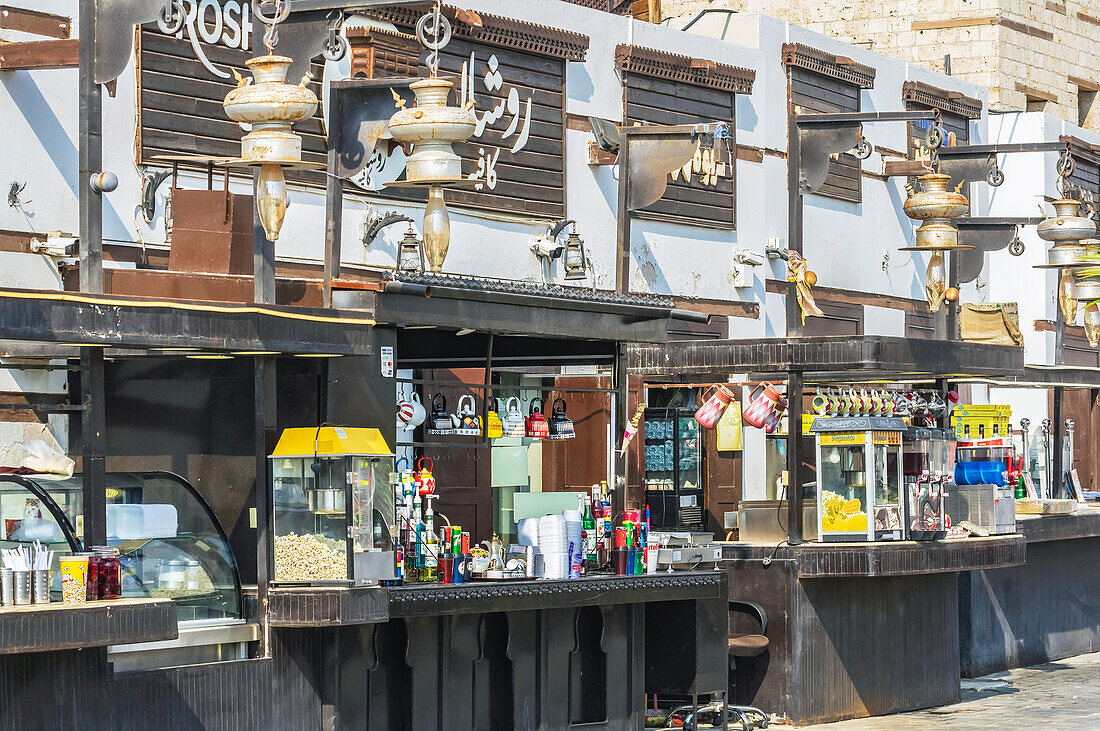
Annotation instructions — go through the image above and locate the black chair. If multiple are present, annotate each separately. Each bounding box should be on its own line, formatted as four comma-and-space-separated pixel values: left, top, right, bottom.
727, 600, 770, 729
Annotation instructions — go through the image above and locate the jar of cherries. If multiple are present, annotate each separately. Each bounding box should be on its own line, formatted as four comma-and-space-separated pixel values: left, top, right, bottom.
90, 546, 121, 600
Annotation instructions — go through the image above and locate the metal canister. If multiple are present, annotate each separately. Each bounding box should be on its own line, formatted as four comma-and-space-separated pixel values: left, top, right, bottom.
1, 567, 13, 606
32, 569, 50, 603
13, 570, 31, 605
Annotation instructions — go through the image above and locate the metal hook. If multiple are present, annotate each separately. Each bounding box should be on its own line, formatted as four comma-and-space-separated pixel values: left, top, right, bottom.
255, 0, 291, 51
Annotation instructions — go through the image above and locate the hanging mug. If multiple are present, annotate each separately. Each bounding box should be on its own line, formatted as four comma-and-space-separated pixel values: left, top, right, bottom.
408, 392, 426, 428
694, 384, 736, 429
743, 382, 783, 429
811, 389, 829, 416
825, 388, 840, 416
397, 389, 416, 430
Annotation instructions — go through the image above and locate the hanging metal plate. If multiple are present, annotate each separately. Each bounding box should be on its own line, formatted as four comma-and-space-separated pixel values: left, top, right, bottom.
627, 135, 698, 211
799, 122, 861, 194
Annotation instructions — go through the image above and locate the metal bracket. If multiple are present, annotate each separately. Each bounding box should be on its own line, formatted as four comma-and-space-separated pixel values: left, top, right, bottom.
276, 9, 347, 82
799, 122, 861, 194
95, 0, 171, 83
363, 211, 414, 246
140, 170, 171, 224
936, 153, 1004, 189
7, 181, 27, 207
954, 217, 1041, 283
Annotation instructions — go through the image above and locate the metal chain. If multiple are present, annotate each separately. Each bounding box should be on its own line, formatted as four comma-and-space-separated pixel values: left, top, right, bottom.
1056, 151, 1076, 197
255, 0, 292, 52
416, 1, 452, 76
159, 0, 184, 34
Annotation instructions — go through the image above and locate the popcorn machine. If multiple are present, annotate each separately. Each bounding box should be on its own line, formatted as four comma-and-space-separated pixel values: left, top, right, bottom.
270, 427, 396, 585
811, 416, 906, 541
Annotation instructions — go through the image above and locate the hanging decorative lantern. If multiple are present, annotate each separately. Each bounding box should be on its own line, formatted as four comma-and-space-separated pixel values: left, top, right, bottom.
397, 225, 424, 272
562, 227, 588, 281
925, 251, 947, 312
901, 173, 971, 251
385, 10, 477, 276
1036, 198, 1096, 267
223, 55, 318, 242
1059, 268, 1080, 324
1085, 303, 1100, 348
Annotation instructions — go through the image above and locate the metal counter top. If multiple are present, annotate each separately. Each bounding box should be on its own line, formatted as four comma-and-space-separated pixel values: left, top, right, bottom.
0, 598, 177, 655
721, 535, 1025, 578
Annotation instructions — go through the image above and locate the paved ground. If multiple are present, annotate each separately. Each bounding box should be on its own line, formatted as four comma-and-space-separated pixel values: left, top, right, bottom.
799, 651, 1100, 729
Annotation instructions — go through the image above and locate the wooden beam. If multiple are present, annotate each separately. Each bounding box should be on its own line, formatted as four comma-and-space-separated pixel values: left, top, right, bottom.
0, 5, 71, 39
0, 38, 78, 70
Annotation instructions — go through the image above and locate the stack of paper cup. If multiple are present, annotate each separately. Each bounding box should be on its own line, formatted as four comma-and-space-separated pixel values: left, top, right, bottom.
538, 514, 567, 579
517, 518, 539, 547
563, 510, 583, 579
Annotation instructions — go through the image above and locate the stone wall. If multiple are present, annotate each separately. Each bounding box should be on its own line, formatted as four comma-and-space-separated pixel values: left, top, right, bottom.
664, 0, 1100, 130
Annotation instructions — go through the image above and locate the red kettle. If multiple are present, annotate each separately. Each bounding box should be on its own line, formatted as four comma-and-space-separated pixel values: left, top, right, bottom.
525, 397, 549, 439
743, 382, 784, 430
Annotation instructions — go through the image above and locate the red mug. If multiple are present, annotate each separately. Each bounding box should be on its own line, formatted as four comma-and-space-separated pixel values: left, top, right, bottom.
694, 384, 736, 429
744, 382, 783, 429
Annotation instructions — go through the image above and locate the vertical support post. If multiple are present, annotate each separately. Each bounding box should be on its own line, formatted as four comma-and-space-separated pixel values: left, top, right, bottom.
324, 89, 344, 307
1052, 386, 1064, 498
786, 371, 804, 545
80, 348, 106, 548
786, 114, 804, 337
945, 252, 960, 340
78, 0, 102, 293
254, 170, 276, 304
615, 135, 632, 295
254, 355, 276, 652
1054, 271, 1066, 365
614, 343, 629, 514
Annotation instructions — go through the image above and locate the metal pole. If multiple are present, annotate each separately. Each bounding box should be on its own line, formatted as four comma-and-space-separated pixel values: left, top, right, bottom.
614, 343, 629, 515
786, 371, 804, 545
81, 348, 106, 547
787, 114, 804, 337
254, 355, 276, 654
323, 90, 344, 307
1052, 387, 1064, 498
945, 252, 959, 340
1054, 271, 1066, 365
616, 136, 631, 295
78, 0, 102, 293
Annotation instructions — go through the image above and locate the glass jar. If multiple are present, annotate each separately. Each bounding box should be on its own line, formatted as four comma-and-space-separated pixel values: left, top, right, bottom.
91, 546, 121, 600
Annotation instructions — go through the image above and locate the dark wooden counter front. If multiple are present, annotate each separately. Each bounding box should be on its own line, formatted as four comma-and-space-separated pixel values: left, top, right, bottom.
267, 585, 389, 627
388, 571, 723, 618
723, 535, 1025, 578
1014, 509, 1100, 543
0, 598, 177, 655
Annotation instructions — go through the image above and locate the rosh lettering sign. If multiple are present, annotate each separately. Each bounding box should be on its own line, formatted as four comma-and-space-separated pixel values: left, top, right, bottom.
156, 0, 253, 78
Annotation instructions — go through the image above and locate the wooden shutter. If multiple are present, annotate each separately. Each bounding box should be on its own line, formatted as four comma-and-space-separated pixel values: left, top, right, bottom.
802, 300, 864, 336
902, 81, 981, 165
615, 45, 754, 230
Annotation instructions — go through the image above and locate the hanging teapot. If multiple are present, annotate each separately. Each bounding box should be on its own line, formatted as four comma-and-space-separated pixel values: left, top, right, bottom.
501, 397, 525, 438
486, 398, 504, 439
415, 456, 436, 496
526, 397, 549, 439
427, 393, 453, 434
548, 398, 575, 440
694, 384, 735, 429
743, 382, 784, 429
454, 394, 482, 435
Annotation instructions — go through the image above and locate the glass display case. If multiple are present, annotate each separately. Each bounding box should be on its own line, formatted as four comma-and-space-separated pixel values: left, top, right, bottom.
811, 416, 906, 542
270, 426, 396, 586
0, 472, 242, 621
643, 408, 704, 529
904, 427, 948, 540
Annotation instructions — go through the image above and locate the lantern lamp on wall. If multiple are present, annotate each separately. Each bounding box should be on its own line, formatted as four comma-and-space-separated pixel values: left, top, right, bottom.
562, 226, 589, 282
397, 225, 425, 272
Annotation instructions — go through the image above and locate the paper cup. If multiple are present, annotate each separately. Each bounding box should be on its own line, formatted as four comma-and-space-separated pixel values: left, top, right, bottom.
60, 556, 89, 605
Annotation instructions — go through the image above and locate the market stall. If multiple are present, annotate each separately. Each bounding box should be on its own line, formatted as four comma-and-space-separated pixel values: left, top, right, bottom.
628, 335, 1031, 725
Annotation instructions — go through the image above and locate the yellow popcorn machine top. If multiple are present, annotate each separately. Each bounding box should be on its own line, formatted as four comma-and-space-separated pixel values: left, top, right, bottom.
811, 416, 907, 542
269, 426, 396, 585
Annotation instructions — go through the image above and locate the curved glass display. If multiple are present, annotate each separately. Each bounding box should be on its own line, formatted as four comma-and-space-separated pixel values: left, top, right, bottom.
0, 472, 242, 621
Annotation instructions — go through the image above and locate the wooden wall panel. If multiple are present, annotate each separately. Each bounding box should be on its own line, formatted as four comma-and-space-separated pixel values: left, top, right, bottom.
622, 74, 736, 229
790, 67, 861, 203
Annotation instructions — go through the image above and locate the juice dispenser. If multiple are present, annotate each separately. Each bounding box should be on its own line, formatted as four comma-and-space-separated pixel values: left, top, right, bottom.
904, 427, 944, 540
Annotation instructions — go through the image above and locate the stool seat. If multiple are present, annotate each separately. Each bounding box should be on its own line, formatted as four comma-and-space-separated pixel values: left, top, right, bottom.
728, 634, 769, 658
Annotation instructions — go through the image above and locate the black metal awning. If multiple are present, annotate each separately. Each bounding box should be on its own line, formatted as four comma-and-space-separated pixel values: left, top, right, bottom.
627, 335, 1025, 382
0, 288, 375, 356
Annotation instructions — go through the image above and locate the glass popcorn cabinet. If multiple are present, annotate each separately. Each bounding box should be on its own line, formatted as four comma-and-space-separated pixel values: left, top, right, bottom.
812, 417, 907, 542
270, 427, 396, 585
